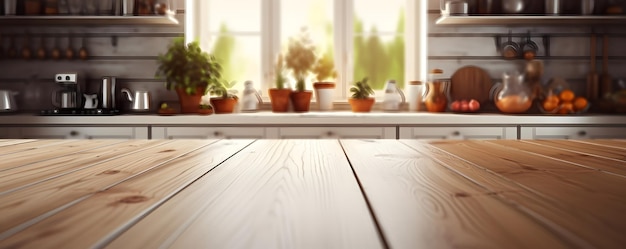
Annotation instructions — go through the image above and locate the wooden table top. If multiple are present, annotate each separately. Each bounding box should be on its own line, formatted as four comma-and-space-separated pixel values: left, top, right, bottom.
0, 139, 624, 248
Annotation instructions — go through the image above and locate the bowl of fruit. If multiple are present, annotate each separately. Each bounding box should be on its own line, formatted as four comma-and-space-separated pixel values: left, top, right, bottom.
539, 89, 590, 115
449, 99, 481, 113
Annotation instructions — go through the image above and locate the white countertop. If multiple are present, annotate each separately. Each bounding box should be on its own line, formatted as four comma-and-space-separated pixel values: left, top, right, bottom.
1, 112, 625, 126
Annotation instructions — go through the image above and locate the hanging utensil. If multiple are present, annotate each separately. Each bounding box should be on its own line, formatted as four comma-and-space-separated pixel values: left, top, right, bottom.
78, 36, 88, 60
600, 34, 612, 99
7, 35, 17, 59
51, 36, 61, 60
37, 35, 46, 60
65, 34, 74, 60
501, 30, 519, 59
522, 31, 538, 60
21, 34, 32, 60
586, 33, 598, 101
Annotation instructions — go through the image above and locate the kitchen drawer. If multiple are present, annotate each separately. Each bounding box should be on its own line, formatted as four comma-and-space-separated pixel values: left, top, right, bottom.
520, 126, 626, 139
18, 126, 148, 139
152, 127, 272, 139
277, 127, 396, 139
399, 126, 517, 140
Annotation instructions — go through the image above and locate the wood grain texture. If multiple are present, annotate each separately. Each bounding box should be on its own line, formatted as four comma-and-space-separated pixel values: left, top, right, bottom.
341, 139, 570, 249
486, 140, 626, 177
577, 139, 626, 149
426, 139, 626, 248
0, 140, 36, 148
107, 139, 382, 249
0, 140, 165, 194
0, 139, 253, 249
0, 140, 123, 171
524, 140, 626, 161
0, 140, 214, 237
0, 140, 71, 157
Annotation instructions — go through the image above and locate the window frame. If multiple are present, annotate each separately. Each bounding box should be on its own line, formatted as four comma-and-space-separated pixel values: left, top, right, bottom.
186, 0, 427, 102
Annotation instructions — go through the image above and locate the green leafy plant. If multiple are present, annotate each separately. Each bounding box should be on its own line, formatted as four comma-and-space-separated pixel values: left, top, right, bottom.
284, 28, 316, 92
210, 80, 238, 99
350, 77, 374, 99
199, 103, 213, 109
156, 37, 223, 95
274, 53, 287, 89
312, 51, 337, 82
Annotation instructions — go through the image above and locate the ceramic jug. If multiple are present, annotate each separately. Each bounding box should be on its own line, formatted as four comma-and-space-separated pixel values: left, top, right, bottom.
382, 80, 405, 111
83, 93, 99, 109
241, 81, 262, 111
424, 80, 449, 112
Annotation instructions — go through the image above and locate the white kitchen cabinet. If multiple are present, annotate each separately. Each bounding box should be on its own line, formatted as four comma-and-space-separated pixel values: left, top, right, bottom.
277, 127, 396, 139
17, 126, 149, 139
399, 126, 518, 140
152, 126, 274, 139
520, 126, 626, 139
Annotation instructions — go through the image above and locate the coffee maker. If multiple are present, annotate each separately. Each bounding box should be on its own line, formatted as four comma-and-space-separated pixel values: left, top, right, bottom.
52, 73, 83, 109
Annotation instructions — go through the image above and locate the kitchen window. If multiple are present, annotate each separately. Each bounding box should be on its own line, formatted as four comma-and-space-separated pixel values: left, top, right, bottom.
186, 0, 427, 101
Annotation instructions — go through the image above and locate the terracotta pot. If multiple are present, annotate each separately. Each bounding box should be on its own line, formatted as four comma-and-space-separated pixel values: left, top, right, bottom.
349, 98, 375, 112
197, 108, 214, 115
313, 82, 335, 111
210, 97, 238, 114
268, 88, 292, 112
175, 87, 206, 114
290, 91, 313, 112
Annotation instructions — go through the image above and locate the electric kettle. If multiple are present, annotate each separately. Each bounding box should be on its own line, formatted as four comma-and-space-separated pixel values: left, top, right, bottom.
241, 81, 262, 111
121, 88, 151, 112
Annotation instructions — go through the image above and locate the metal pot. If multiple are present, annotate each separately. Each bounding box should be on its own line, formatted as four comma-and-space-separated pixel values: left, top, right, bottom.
0, 90, 18, 112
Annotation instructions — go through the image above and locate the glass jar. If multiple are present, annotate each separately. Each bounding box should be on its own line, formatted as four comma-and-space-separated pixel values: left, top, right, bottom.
492, 71, 533, 114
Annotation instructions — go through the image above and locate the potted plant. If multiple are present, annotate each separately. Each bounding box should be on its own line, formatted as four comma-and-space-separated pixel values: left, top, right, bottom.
197, 103, 214, 115
268, 54, 292, 112
209, 80, 239, 114
349, 77, 375, 112
285, 28, 316, 112
312, 51, 337, 111
156, 37, 222, 114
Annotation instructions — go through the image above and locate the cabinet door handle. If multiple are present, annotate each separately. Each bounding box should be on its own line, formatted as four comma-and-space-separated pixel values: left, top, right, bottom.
452, 131, 461, 136
70, 130, 79, 136
213, 131, 223, 137
578, 130, 587, 136
326, 131, 334, 137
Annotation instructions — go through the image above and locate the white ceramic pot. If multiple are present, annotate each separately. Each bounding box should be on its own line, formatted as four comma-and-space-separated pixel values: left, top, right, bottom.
313, 82, 335, 111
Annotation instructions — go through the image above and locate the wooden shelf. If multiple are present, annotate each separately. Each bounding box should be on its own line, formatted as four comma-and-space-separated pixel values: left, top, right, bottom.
0, 15, 179, 26
436, 15, 626, 26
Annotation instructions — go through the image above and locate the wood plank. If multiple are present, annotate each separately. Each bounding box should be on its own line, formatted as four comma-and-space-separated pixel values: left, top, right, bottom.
0, 139, 254, 249
340, 139, 570, 249
425, 139, 626, 248
571, 139, 626, 150
486, 140, 626, 177
0, 140, 215, 237
524, 140, 626, 161
0, 140, 124, 171
0, 140, 71, 157
107, 140, 382, 249
0, 140, 166, 195
0, 140, 37, 148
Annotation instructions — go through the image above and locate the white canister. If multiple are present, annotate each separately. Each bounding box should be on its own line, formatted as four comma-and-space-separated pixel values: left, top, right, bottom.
4, 0, 16, 15
383, 80, 406, 111
406, 81, 424, 112
445, 1, 468, 16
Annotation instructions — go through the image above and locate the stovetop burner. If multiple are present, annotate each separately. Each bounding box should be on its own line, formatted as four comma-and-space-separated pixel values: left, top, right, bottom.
39, 109, 120, 116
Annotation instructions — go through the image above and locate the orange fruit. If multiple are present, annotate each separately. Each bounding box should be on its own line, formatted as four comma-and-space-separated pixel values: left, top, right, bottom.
573, 97, 588, 111
559, 89, 575, 102
559, 102, 574, 114
542, 100, 558, 112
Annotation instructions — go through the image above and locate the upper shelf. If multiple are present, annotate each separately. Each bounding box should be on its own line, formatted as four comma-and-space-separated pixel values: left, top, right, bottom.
436, 15, 626, 26
0, 15, 179, 26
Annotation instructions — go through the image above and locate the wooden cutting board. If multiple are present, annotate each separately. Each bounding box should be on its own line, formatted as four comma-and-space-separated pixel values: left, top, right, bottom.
450, 66, 493, 103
